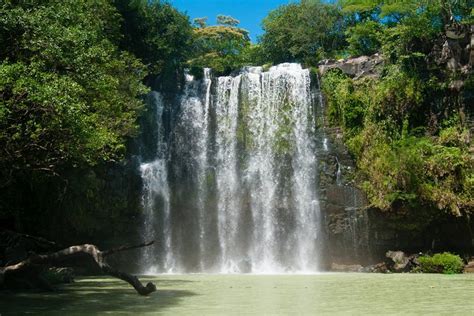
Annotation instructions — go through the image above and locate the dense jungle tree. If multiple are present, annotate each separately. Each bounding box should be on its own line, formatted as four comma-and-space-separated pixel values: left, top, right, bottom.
0, 0, 147, 182
114, 0, 193, 80
260, 0, 347, 64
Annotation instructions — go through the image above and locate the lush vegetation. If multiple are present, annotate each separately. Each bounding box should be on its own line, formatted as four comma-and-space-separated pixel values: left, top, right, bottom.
0, 0, 147, 178
260, 0, 347, 64
114, 0, 193, 84
0, 0, 472, 249
0, 0, 193, 239
188, 15, 264, 76
417, 252, 465, 274
320, 0, 473, 221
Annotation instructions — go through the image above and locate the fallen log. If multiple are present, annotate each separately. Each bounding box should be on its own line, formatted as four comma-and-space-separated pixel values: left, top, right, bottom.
0, 241, 156, 296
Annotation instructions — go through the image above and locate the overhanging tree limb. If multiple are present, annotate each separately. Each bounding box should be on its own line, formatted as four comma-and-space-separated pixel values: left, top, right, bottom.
0, 241, 157, 296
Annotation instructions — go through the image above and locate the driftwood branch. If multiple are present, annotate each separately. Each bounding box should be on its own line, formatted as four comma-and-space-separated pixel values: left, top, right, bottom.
102, 241, 154, 257
0, 241, 156, 296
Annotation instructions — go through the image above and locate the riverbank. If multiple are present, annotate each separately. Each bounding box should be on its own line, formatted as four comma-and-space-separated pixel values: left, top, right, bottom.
2, 274, 474, 315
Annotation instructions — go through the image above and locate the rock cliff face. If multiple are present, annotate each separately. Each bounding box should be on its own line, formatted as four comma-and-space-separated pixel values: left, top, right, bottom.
316, 124, 371, 267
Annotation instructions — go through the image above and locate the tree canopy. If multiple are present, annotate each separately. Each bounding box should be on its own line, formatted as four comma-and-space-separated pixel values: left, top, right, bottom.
260, 0, 347, 64
114, 0, 193, 78
188, 14, 253, 75
0, 0, 148, 179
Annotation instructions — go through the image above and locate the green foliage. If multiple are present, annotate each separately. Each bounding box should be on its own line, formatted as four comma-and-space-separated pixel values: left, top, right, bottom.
381, 15, 438, 69
321, 70, 371, 134
188, 16, 252, 75
320, 0, 473, 219
345, 21, 382, 56
114, 0, 193, 76
341, 0, 418, 19
322, 66, 473, 216
260, 0, 347, 65
239, 44, 268, 67
417, 252, 464, 274
0, 0, 148, 177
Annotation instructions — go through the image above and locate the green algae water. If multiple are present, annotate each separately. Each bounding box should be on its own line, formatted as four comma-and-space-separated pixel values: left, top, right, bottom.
2, 274, 474, 315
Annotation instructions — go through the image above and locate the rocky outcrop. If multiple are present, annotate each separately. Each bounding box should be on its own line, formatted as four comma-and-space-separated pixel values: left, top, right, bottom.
385, 250, 421, 272
433, 24, 472, 74
318, 54, 383, 79
317, 86, 474, 270
386, 250, 410, 271
318, 24, 472, 82
362, 262, 389, 273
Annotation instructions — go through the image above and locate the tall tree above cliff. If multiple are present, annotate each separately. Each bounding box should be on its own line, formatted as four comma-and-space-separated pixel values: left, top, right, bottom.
260, 0, 347, 64
188, 14, 251, 75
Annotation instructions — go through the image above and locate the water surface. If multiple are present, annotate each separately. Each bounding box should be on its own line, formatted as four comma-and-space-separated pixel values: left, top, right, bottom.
2, 274, 474, 315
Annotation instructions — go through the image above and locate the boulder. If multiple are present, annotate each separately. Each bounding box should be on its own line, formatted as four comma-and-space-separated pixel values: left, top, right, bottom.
385, 251, 422, 272
464, 259, 474, 273
386, 250, 410, 272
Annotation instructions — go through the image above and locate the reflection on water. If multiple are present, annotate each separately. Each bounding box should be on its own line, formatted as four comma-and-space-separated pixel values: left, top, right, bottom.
1, 274, 474, 315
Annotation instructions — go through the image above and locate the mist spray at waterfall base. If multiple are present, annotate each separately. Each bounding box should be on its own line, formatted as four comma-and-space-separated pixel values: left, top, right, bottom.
139, 63, 322, 274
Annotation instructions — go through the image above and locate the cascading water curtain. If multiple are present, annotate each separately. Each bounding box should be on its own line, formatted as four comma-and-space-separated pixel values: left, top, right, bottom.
140, 64, 321, 274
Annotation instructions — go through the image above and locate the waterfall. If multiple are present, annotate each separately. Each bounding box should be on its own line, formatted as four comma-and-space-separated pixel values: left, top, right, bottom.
139, 92, 172, 273
140, 63, 321, 274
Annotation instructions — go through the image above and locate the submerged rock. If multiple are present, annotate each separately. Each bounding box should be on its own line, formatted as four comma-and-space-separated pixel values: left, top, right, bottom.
330, 262, 363, 272
362, 262, 389, 273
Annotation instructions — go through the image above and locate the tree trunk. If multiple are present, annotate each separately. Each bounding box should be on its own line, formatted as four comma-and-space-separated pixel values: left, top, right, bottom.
0, 241, 156, 296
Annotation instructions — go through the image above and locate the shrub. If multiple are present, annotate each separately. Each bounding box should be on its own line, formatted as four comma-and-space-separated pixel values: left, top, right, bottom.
417, 252, 464, 274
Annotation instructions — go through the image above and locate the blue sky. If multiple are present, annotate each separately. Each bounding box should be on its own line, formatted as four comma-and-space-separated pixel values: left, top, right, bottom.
169, 0, 295, 42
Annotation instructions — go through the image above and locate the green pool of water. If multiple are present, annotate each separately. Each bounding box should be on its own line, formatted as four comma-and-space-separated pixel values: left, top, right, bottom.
1, 273, 474, 315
